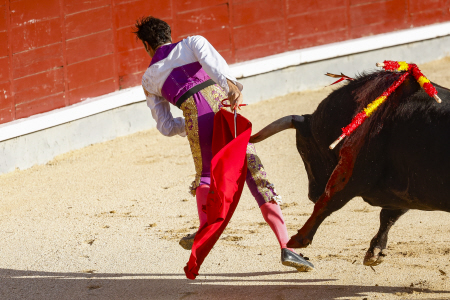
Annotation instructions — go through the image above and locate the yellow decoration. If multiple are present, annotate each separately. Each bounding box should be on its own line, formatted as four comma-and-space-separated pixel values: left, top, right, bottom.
364, 96, 387, 117
417, 76, 430, 87
398, 61, 409, 71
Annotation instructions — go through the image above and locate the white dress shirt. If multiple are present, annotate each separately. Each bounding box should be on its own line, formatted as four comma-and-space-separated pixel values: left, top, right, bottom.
141, 35, 243, 137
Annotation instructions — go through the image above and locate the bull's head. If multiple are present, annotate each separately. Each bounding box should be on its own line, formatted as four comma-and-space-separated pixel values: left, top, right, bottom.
292, 115, 338, 202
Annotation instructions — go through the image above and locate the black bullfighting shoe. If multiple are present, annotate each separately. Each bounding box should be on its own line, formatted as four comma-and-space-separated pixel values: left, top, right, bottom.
281, 248, 314, 272
179, 232, 196, 250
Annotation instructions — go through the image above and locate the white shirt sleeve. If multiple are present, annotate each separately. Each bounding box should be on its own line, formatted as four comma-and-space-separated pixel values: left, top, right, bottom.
144, 88, 186, 137
185, 36, 243, 94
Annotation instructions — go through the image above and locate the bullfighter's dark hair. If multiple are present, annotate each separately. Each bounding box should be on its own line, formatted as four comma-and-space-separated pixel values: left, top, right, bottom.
133, 16, 171, 50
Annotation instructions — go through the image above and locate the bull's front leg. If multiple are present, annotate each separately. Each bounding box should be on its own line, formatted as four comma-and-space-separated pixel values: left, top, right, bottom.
288, 144, 358, 248
287, 191, 354, 248
364, 208, 408, 266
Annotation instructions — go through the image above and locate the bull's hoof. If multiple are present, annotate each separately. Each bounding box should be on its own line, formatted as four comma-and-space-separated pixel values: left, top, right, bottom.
286, 234, 311, 248
363, 247, 387, 266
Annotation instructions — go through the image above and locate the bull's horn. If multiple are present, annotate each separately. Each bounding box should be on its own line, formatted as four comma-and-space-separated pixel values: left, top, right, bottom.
249, 115, 295, 143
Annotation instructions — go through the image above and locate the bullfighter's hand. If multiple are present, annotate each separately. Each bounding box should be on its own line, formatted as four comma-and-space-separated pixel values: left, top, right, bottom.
227, 79, 243, 112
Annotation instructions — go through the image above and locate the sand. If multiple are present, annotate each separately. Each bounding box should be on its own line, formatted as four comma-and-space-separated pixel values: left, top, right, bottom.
1, 59, 450, 300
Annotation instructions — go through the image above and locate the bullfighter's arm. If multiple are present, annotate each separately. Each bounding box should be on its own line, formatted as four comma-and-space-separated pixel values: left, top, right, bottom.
143, 87, 186, 137
185, 35, 243, 95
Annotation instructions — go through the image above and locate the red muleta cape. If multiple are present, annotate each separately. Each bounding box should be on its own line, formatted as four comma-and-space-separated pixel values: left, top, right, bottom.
184, 109, 252, 279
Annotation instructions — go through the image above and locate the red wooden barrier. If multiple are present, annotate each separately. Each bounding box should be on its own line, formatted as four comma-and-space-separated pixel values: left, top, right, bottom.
0, 0, 449, 125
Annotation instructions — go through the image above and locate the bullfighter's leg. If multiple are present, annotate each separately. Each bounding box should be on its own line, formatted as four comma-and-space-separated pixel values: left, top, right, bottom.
287, 191, 354, 248
363, 208, 408, 266
246, 144, 314, 271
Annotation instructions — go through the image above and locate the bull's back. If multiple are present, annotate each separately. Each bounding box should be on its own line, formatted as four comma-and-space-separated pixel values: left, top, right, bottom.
378, 85, 450, 211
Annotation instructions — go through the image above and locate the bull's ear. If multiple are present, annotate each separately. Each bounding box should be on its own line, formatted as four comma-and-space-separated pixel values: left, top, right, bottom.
292, 114, 312, 138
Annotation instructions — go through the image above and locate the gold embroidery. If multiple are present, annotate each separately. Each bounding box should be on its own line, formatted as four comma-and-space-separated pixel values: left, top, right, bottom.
180, 98, 202, 196
246, 143, 281, 203
143, 87, 150, 97
200, 84, 227, 113
181, 84, 226, 196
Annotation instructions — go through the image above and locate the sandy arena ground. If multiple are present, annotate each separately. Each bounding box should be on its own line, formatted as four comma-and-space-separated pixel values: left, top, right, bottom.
1, 59, 450, 300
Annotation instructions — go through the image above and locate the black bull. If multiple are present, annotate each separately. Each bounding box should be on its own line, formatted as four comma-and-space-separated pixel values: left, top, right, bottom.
249, 70, 450, 266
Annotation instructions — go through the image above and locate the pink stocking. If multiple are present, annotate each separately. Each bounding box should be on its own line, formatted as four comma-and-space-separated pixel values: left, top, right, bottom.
196, 184, 209, 228
260, 202, 290, 249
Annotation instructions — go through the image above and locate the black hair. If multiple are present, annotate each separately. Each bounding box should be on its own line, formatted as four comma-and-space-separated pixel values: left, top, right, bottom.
133, 16, 171, 50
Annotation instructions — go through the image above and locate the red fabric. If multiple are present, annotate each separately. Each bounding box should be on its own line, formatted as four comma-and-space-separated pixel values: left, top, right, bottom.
184, 109, 252, 280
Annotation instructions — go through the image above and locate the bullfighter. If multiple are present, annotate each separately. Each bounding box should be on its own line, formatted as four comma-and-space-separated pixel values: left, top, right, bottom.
133, 16, 314, 272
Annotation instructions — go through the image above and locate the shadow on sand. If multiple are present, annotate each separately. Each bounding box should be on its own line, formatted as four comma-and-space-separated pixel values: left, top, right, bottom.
0, 268, 448, 300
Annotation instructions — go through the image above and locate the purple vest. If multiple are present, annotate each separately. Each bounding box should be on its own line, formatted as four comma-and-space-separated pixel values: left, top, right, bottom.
150, 43, 212, 107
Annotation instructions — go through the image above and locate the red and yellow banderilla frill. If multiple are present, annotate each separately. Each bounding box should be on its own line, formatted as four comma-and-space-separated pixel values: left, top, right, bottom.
329, 61, 441, 149
377, 60, 441, 103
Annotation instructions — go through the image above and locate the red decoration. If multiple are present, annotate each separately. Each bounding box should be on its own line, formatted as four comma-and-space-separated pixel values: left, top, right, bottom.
342, 112, 367, 136
381, 61, 438, 98
411, 64, 422, 78
386, 71, 409, 95
340, 71, 409, 137
382, 60, 401, 71
325, 72, 355, 85
423, 82, 436, 96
